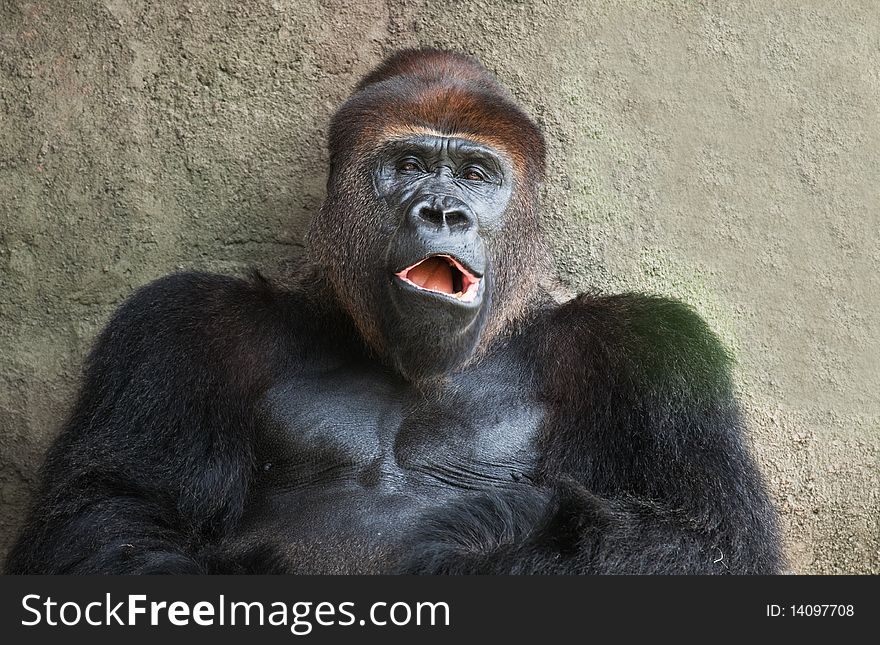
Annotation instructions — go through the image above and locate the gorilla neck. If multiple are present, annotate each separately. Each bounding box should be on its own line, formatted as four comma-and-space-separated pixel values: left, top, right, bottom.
390, 333, 481, 385
375, 291, 550, 384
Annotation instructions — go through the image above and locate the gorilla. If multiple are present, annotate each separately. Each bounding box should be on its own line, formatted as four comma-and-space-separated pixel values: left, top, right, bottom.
6, 49, 781, 574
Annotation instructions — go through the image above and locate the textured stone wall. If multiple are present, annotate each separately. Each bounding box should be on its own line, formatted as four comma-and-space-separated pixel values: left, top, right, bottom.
1, 0, 877, 573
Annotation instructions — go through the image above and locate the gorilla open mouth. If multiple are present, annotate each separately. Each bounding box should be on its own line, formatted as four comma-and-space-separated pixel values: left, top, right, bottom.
395, 255, 481, 303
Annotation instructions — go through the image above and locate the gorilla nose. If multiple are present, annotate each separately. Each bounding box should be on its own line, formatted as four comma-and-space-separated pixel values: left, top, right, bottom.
409, 196, 475, 231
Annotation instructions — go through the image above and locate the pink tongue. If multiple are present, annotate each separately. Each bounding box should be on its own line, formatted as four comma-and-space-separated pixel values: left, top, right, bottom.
407, 258, 454, 294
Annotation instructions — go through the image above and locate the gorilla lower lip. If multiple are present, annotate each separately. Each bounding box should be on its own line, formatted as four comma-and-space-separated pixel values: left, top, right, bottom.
395, 255, 481, 302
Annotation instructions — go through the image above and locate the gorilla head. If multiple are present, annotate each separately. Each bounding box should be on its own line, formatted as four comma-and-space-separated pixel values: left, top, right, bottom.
308, 49, 553, 380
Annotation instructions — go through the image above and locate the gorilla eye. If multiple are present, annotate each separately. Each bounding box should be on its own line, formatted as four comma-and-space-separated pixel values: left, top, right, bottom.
397, 159, 422, 173
461, 167, 488, 182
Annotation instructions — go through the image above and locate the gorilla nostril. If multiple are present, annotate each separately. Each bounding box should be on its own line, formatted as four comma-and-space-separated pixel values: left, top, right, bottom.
418, 206, 446, 226
444, 210, 469, 228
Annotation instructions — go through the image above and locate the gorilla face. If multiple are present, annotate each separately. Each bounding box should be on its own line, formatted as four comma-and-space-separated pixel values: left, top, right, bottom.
308, 49, 551, 382
371, 134, 515, 378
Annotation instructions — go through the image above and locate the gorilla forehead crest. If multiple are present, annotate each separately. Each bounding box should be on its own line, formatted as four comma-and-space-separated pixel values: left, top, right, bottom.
329, 49, 546, 181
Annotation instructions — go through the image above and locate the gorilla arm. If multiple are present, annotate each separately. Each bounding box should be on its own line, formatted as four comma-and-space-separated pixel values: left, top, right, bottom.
5, 272, 290, 574
398, 294, 783, 574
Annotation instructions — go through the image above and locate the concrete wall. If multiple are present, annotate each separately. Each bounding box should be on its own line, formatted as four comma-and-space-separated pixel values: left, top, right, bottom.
0, 0, 877, 573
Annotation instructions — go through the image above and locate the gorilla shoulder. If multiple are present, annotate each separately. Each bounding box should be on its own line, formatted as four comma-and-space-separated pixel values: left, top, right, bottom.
108, 270, 282, 328
86, 271, 311, 398
541, 292, 734, 405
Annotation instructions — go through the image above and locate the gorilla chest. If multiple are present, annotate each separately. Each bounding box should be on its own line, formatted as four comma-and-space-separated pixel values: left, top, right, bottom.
248, 359, 543, 567
257, 363, 543, 496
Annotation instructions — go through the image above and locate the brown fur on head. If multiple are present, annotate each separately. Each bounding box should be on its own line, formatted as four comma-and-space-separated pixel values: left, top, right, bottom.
332, 48, 546, 184
308, 49, 553, 374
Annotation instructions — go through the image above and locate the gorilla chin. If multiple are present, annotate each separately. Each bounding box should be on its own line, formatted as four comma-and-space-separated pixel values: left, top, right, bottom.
386, 254, 491, 381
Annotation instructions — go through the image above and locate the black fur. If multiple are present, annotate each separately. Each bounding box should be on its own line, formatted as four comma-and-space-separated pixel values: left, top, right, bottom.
6, 273, 292, 573
6, 276, 781, 575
